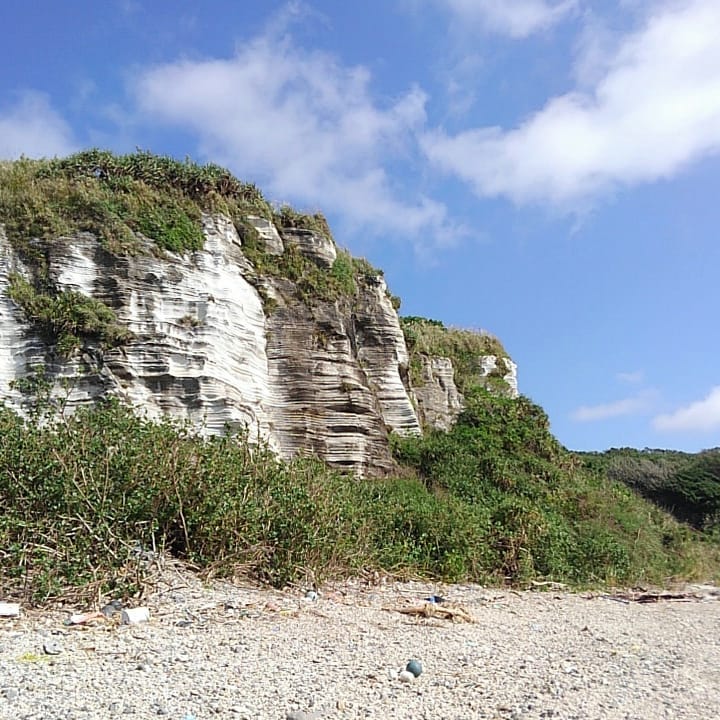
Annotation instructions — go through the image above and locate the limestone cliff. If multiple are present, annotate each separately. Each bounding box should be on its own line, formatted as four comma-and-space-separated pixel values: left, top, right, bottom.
0, 152, 517, 475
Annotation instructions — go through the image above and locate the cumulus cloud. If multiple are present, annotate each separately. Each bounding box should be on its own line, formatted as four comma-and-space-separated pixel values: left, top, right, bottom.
571, 391, 655, 422
433, 0, 576, 38
132, 22, 454, 241
422, 0, 720, 206
653, 387, 720, 432
0, 92, 76, 160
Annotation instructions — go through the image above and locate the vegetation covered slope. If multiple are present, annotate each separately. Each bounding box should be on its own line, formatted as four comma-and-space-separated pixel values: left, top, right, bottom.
1, 389, 717, 604
400, 315, 509, 394
578, 447, 720, 531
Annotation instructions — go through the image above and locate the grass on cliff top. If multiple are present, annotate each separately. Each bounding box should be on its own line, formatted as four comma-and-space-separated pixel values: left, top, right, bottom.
0, 150, 335, 259
401, 316, 509, 393
2, 389, 717, 605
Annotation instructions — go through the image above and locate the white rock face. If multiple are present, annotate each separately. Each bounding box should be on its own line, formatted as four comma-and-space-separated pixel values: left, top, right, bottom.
0, 227, 37, 410
0, 216, 421, 473
246, 215, 284, 255
479, 356, 519, 398
282, 229, 337, 267
413, 356, 464, 431
0, 214, 516, 474
263, 273, 420, 475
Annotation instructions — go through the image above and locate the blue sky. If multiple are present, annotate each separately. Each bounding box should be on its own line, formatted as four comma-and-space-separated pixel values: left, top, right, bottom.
2, 0, 719, 453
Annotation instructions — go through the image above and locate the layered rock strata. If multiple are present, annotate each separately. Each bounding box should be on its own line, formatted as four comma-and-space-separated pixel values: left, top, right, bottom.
0, 215, 516, 475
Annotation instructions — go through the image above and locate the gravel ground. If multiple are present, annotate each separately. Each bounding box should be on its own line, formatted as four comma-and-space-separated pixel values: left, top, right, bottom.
1, 566, 719, 720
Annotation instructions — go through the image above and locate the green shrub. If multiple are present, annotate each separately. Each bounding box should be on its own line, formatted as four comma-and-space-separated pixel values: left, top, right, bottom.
7, 274, 131, 355
273, 205, 332, 239
1, 389, 718, 605
392, 389, 719, 586
578, 447, 720, 530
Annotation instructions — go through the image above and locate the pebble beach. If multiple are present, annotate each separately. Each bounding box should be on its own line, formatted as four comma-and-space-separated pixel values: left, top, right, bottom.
2, 566, 719, 720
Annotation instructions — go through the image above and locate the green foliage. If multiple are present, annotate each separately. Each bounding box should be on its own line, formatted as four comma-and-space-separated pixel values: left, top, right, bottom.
0, 150, 272, 257
392, 389, 719, 586
578, 448, 720, 530
273, 205, 333, 239
7, 274, 131, 355
400, 316, 508, 393
1, 391, 718, 604
237, 223, 378, 306
329, 250, 358, 296
0, 400, 364, 601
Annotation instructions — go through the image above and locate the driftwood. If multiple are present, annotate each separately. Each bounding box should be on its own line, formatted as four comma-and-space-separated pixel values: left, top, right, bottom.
599, 591, 705, 604
384, 602, 475, 623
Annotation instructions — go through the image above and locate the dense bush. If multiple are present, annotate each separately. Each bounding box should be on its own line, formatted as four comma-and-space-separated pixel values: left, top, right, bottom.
578, 448, 720, 531
2, 392, 717, 605
392, 389, 718, 585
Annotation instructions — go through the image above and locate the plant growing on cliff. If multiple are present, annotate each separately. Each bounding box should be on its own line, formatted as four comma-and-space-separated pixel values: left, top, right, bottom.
1, 151, 391, 314
273, 205, 333, 239
7, 274, 131, 355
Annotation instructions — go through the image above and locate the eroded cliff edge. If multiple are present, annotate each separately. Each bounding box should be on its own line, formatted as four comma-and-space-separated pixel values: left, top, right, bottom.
0, 152, 517, 475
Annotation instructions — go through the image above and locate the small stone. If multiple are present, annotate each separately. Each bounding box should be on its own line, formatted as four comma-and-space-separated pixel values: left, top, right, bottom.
2, 688, 19, 701
305, 590, 318, 602
406, 659, 423, 677
0, 603, 21, 617
42, 640, 62, 655
101, 599, 124, 618
398, 670, 415, 683
229, 706, 251, 718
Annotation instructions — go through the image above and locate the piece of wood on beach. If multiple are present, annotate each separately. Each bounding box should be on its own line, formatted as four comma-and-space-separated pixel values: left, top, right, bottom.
383, 602, 475, 623
598, 591, 705, 604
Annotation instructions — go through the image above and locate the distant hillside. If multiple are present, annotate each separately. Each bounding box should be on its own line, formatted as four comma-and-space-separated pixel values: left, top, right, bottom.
577, 447, 720, 531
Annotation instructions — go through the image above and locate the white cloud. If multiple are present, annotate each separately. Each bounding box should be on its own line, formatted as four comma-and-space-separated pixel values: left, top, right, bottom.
422, 0, 720, 206
571, 391, 655, 422
0, 92, 76, 160
434, 0, 576, 38
653, 387, 720, 432
132, 22, 455, 242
